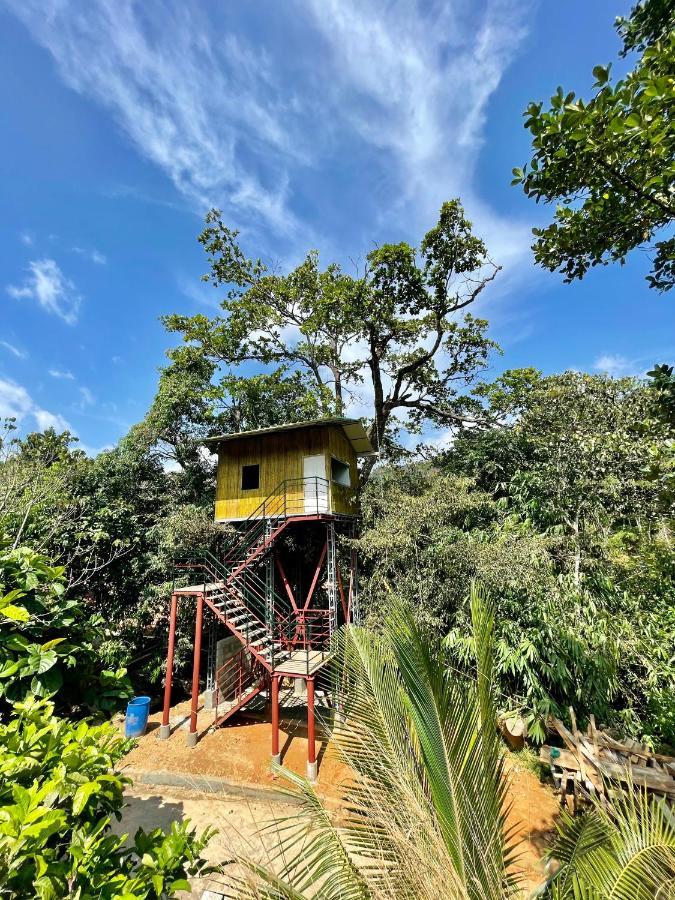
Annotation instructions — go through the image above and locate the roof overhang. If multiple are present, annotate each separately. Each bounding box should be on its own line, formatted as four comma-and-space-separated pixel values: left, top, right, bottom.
202, 417, 376, 457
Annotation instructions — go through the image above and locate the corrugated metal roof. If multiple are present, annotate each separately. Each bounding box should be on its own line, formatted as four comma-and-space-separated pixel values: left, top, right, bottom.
202, 417, 376, 456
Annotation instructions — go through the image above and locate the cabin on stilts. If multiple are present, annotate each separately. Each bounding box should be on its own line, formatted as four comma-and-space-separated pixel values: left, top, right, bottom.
159, 417, 375, 780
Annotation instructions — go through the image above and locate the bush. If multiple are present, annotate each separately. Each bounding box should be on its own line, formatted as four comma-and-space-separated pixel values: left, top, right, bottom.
0, 697, 215, 898
0, 540, 215, 898
0, 539, 132, 715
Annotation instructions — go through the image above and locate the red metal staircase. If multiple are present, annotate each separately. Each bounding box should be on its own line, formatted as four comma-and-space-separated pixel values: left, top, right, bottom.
173, 477, 333, 725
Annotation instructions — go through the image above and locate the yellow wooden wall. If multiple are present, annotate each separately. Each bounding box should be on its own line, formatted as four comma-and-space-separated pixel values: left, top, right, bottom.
214, 425, 358, 520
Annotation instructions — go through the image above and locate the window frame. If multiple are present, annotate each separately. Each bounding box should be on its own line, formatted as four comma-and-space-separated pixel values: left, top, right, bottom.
330, 456, 351, 488
241, 463, 260, 491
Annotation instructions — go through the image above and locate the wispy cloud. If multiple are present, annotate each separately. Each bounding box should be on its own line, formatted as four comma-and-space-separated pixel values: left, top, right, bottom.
0, 377, 71, 433
0, 341, 28, 360
49, 368, 75, 380
19, 231, 33, 246
593, 354, 646, 379
79, 386, 95, 407
4, 0, 304, 235
71, 245, 107, 265
7, 259, 82, 324
300, 0, 532, 270
4, 0, 532, 275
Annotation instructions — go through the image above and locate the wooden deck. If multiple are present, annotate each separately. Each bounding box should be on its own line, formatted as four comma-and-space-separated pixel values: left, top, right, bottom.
275, 650, 329, 676
174, 582, 220, 594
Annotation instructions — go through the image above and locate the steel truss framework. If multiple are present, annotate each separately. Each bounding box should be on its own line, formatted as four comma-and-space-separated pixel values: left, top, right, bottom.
160, 512, 359, 780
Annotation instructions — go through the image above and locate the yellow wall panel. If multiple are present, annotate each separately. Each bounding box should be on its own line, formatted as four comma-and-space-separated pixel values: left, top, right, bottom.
214, 424, 358, 520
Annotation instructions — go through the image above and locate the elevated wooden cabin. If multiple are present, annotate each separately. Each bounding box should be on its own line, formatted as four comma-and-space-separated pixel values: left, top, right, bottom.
204, 418, 375, 522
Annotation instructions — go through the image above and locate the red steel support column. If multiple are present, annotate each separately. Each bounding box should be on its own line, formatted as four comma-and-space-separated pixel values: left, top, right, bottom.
271, 674, 281, 766
186, 593, 204, 748
159, 593, 178, 740
307, 677, 317, 781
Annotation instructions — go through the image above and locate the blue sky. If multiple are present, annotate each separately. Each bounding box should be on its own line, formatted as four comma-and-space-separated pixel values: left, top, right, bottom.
0, 0, 673, 454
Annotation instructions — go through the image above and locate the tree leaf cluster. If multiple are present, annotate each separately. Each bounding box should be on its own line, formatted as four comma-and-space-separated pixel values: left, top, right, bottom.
516, 1, 675, 290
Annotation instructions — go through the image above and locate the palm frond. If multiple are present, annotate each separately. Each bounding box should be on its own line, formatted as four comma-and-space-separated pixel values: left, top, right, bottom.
547, 788, 675, 900
222, 583, 520, 899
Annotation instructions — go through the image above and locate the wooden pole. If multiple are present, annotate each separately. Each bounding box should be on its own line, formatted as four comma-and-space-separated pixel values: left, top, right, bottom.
271, 674, 281, 766
307, 677, 317, 781
159, 593, 178, 740
186, 593, 203, 747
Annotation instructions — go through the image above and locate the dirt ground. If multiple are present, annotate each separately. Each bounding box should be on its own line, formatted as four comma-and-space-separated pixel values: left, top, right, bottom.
113, 783, 299, 898
502, 754, 559, 890
121, 693, 351, 804
120, 695, 559, 895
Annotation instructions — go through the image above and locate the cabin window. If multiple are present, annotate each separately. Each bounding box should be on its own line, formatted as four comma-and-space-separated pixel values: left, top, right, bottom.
241, 464, 260, 491
331, 457, 351, 487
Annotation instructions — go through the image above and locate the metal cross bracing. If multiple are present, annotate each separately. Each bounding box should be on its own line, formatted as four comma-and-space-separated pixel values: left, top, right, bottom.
161, 475, 360, 776
205, 608, 218, 694
326, 519, 338, 636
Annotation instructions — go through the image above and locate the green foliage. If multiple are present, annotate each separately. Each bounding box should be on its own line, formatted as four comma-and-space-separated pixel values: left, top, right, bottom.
454, 371, 664, 583
0, 421, 213, 689
0, 539, 132, 714
163, 200, 500, 479
359, 369, 674, 746
0, 541, 215, 898
226, 587, 518, 899
545, 788, 675, 898
617, 0, 675, 54
648, 362, 675, 426
356, 463, 621, 742
0, 697, 215, 899
515, 2, 675, 290
356, 464, 554, 633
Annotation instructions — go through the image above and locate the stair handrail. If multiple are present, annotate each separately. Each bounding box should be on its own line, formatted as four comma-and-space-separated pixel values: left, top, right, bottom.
221, 476, 330, 564
173, 549, 296, 643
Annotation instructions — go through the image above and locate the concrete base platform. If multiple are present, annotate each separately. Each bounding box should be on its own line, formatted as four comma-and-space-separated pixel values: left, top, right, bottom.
203, 688, 217, 711
158, 723, 171, 741
185, 731, 198, 748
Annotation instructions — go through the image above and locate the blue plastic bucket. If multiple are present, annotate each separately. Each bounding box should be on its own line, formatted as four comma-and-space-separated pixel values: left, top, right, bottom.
124, 696, 151, 738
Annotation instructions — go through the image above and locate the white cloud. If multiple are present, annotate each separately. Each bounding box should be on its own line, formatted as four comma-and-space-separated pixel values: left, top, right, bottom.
301, 0, 532, 270
72, 245, 107, 265
4, 0, 303, 235
7, 259, 82, 324
0, 341, 28, 360
0, 378, 33, 421
3, 0, 532, 276
49, 368, 75, 380
79, 386, 95, 407
20, 232, 33, 246
0, 377, 71, 433
593, 354, 643, 379
33, 409, 71, 432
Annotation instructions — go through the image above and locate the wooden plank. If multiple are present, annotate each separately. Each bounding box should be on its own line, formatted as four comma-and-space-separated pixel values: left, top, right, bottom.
540, 746, 580, 771
589, 714, 599, 756
591, 757, 675, 795
554, 718, 579, 753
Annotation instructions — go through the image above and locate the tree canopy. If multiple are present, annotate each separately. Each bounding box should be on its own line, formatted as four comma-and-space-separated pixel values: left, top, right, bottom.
162, 200, 500, 482
515, 0, 675, 290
